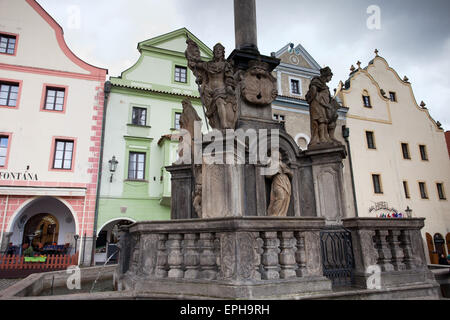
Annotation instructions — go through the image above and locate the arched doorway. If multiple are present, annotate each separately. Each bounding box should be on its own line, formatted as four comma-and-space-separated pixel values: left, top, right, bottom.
22, 213, 59, 247
8, 197, 77, 254
95, 219, 134, 264
434, 233, 447, 258
425, 233, 435, 264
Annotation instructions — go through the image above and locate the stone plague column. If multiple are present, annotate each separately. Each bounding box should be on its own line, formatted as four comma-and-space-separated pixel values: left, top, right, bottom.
234, 0, 258, 53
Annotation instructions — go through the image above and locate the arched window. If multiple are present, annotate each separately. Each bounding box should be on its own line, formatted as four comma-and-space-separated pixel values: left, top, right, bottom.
425, 233, 435, 263
434, 233, 447, 257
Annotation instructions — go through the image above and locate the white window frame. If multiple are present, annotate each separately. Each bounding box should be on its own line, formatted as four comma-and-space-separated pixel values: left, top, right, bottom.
288, 76, 302, 97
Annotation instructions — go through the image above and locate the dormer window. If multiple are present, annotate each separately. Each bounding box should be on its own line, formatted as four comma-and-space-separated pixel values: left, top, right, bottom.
389, 92, 397, 102
362, 95, 371, 108
174, 66, 187, 83
0, 33, 17, 55
291, 80, 300, 94
289, 77, 302, 96
362, 90, 371, 108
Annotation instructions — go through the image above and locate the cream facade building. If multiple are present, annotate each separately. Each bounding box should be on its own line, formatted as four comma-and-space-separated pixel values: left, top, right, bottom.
336, 53, 450, 263
0, 0, 107, 265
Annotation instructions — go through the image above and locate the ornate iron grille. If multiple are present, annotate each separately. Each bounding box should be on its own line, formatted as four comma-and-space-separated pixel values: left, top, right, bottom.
320, 225, 355, 286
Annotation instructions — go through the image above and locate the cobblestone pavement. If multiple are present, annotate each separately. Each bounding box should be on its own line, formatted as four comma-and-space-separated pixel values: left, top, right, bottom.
0, 278, 22, 292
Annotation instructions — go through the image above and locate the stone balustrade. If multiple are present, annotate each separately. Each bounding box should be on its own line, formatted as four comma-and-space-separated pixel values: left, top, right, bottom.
116, 217, 332, 298
343, 218, 437, 289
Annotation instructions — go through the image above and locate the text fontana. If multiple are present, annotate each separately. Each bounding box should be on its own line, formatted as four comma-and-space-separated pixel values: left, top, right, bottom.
0, 172, 39, 181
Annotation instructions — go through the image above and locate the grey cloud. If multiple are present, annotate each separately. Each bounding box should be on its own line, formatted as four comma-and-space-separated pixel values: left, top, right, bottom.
36, 0, 449, 129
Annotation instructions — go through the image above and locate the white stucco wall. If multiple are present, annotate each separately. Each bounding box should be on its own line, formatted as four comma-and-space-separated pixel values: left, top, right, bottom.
0, 0, 88, 74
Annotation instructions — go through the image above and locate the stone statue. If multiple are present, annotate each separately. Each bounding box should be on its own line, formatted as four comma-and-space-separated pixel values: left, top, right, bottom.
306, 66, 342, 148
192, 182, 202, 218
174, 98, 203, 217
185, 38, 238, 130
177, 98, 201, 158
266, 157, 293, 217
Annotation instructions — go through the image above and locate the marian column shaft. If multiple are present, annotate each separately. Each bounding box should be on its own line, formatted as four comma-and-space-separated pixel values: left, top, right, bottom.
234, 0, 258, 52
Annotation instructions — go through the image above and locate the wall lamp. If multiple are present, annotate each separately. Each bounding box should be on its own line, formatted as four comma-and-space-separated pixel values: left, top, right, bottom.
108, 156, 118, 183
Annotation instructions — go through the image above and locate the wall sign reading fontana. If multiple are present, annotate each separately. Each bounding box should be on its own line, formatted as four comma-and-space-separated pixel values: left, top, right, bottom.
0, 171, 39, 181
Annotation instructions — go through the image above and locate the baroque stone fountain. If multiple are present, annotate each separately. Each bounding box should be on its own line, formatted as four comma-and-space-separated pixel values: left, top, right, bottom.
114, 0, 440, 300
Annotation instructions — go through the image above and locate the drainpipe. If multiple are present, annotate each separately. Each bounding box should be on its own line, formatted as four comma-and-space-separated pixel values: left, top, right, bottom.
78, 194, 87, 266
90, 81, 112, 266
0, 195, 9, 253
342, 125, 359, 218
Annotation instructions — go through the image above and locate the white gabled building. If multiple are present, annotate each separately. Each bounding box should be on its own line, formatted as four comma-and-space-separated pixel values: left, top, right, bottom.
337, 52, 450, 263
0, 0, 107, 265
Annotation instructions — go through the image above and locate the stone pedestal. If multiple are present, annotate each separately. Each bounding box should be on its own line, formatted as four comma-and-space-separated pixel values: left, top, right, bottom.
305, 145, 348, 223
165, 164, 196, 220
201, 133, 245, 218
343, 218, 440, 292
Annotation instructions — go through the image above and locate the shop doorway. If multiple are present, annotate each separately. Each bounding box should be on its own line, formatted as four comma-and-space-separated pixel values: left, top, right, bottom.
22, 213, 59, 247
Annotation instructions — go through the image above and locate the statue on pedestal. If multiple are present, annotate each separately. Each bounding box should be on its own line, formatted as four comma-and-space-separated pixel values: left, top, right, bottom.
185, 38, 238, 130
177, 98, 201, 159
306, 66, 342, 148
176, 98, 203, 218
267, 157, 293, 217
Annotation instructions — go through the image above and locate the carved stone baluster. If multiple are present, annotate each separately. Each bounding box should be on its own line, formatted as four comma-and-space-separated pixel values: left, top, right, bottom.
400, 230, 415, 270
374, 230, 394, 272
214, 233, 222, 275
294, 231, 306, 277
253, 232, 263, 280
261, 232, 280, 280
168, 233, 184, 278
200, 232, 217, 280
388, 230, 405, 271
278, 232, 296, 279
155, 233, 168, 278
184, 233, 200, 279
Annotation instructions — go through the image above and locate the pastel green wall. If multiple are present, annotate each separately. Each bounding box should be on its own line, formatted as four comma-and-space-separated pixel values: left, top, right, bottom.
97, 28, 211, 233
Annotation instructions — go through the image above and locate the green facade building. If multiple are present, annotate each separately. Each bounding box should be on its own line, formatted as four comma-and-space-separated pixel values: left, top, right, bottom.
95, 28, 211, 262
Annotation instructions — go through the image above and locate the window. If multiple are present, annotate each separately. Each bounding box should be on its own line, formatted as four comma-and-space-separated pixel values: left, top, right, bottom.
372, 174, 383, 194
389, 92, 397, 102
0, 34, 16, 55
290, 79, 300, 95
273, 114, 285, 123
419, 145, 428, 161
128, 152, 146, 180
0, 136, 9, 167
401, 143, 411, 159
174, 66, 187, 83
132, 107, 147, 126
0, 81, 19, 107
419, 182, 428, 199
174, 112, 181, 130
437, 183, 446, 200
403, 181, 410, 199
362, 95, 371, 108
44, 87, 66, 111
53, 140, 74, 170
366, 131, 376, 149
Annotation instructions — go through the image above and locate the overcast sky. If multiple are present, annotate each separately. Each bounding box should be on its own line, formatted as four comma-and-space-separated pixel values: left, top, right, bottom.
37, 0, 450, 130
